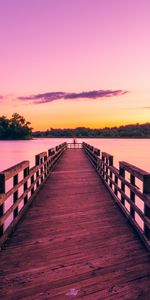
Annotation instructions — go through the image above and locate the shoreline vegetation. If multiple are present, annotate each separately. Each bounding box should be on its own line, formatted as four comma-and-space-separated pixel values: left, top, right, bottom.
0, 113, 32, 140
33, 123, 150, 139
0, 113, 150, 139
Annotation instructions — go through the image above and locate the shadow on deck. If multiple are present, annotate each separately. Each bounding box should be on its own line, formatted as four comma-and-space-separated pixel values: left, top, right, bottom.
0, 149, 150, 299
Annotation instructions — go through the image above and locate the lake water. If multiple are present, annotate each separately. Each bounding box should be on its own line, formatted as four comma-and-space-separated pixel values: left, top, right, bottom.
0, 138, 150, 173
1, 138, 149, 232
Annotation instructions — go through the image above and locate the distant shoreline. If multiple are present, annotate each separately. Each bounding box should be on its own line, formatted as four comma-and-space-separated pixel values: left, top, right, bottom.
1, 136, 150, 141
32, 123, 150, 139
33, 136, 150, 139
0, 137, 32, 141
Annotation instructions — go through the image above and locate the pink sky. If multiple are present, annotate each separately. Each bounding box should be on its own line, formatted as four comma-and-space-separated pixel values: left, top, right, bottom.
0, 0, 150, 129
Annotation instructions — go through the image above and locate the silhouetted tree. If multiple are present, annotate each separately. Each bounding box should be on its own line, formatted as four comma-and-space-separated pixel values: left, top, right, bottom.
0, 113, 32, 140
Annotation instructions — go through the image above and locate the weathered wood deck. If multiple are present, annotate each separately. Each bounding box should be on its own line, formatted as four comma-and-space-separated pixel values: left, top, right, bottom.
0, 149, 150, 299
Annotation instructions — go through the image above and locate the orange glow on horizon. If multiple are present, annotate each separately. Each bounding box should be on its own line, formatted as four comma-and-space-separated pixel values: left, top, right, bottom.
1, 92, 150, 131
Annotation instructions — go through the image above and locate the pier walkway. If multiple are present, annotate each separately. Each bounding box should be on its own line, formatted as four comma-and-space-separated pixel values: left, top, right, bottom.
0, 146, 150, 299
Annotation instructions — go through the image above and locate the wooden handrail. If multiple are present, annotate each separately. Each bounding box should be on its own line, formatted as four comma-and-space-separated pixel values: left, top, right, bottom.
0, 142, 67, 247
83, 142, 150, 251
0, 161, 29, 182
119, 161, 150, 179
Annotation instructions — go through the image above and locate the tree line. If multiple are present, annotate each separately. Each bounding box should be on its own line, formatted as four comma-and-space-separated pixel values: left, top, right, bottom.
33, 123, 150, 138
0, 113, 32, 140
1, 114, 150, 139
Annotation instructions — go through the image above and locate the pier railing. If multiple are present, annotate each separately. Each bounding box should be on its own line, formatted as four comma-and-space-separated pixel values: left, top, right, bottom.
83, 142, 150, 251
67, 142, 82, 149
1, 141, 150, 251
0, 142, 67, 247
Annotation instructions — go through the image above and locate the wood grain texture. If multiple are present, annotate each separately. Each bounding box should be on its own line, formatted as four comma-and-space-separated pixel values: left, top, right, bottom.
0, 149, 150, 300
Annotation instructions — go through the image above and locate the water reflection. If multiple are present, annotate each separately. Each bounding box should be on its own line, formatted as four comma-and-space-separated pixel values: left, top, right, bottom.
0, 138, 150, 172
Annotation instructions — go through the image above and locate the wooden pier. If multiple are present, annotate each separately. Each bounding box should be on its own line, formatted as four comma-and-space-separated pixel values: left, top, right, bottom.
0, 143, 150, 299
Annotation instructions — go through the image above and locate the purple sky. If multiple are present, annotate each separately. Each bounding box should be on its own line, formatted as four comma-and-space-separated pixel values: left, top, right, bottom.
0, 0, 150, 129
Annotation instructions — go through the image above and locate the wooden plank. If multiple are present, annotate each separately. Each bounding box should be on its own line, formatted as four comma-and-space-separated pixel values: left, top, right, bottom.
0, 149, 150, 299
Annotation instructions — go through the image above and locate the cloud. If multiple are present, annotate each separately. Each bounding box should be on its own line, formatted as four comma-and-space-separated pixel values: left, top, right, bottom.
64, 90, 127, 100
0, 95, 3, 100
18, 89, 127, 104
18, 92, 65, 104
143, 107, 150, 109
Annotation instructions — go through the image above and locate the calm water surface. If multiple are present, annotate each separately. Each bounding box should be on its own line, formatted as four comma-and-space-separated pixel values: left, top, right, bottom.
1, 138, 149, 231
0, 138, 150, 172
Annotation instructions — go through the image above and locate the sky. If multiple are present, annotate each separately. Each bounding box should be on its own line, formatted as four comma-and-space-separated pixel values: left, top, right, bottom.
0, 0, 150, 130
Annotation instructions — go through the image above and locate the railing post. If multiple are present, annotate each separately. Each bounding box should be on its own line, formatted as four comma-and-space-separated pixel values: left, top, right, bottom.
0, 209, 3, 237
119, 166, 125, 206
102, 155, 105, 179
35, 152, 47, 183
0, 174, 5, 194
35, 154, 41, 187
143, 175, 150, 194
48, 148, 55, 156
110, 170, 113, 189
35, 154, 40, 166
144, 208, 150, 240
130, 174, 135, 218
101, 153, 113, 182
31, 174, 35, 196
24, 166, 29, 205
93, 148, 100, 168
97, 157, 102, 173
106, 158, 109, 183
114, 175, 118, 196
13, 172, 19, 219
0, 174, 5, 238
44, 155, 47, 178
108, 156, 114, 190
109, 156, 113, 166
143, 174, 150, 240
